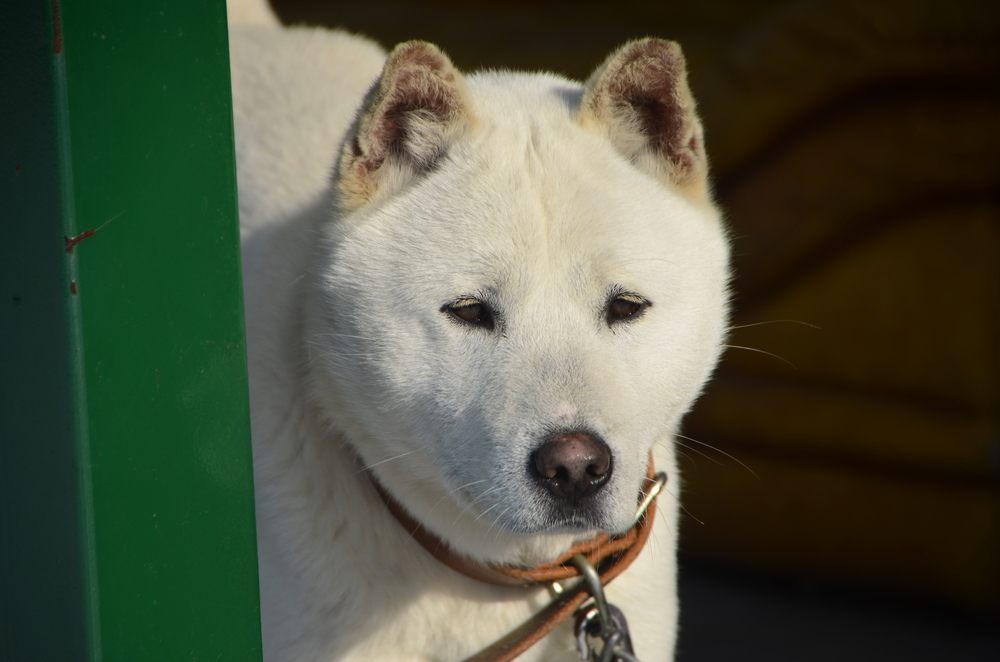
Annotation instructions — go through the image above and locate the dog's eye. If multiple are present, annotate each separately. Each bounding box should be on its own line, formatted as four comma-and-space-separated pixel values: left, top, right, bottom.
444, 299, 495, 331
607, 294, 650, 325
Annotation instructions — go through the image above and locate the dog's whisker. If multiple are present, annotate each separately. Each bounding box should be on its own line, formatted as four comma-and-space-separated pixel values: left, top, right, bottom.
451, 478, 489, 496
642, 503, 662, 557
655, 505, 675, 538
658, 435, 723, 467
448, 484, 503, 528
488, 506, 514, 540
723, 343, 797, 369
673, 439, 723, 466
426, 479, 489, 517
727, 319, 819, 331
472, 502, 501, 523
675, 433, 759, 480
470, 484, 502, 505
356, 449, 419, 473
662, 486, 703, 525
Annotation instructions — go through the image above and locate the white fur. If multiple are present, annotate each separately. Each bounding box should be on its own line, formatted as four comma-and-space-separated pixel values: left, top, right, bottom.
226, 0, 279, 26
230, 3, 729, 660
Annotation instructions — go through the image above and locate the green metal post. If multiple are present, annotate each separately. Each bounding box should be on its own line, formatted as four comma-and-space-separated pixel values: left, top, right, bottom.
1, 2, 263, 660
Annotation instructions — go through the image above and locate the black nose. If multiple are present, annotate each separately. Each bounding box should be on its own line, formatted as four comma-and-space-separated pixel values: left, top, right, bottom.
531, 430, 613, 503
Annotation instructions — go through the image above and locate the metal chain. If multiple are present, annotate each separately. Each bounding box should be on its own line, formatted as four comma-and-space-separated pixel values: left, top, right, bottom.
570, 556, 639, 662
570, 472, 665, 661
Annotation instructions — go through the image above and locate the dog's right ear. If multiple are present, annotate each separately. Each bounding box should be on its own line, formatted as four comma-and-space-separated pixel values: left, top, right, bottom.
337, 41, 472, 212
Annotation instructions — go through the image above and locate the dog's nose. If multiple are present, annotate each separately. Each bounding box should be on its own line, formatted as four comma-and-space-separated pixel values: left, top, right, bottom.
531, 430, 612, 502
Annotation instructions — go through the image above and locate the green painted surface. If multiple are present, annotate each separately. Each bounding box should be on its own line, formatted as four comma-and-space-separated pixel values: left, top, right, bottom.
1, 2, 262, 660
0, 3, 90, 660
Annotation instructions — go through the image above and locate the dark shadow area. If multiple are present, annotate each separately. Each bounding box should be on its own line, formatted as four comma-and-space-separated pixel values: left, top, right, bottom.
677, 559, 1000, 662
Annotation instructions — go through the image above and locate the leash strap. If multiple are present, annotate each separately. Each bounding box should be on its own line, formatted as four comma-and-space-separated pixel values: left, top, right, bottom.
463, 499, 656, 662
371, 463, 662, 661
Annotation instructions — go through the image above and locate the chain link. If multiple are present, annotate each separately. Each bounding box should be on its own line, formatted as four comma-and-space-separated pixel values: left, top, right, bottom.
570, 556, 639, 661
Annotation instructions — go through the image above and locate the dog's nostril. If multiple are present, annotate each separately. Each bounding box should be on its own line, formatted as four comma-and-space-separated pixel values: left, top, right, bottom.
546, 465, 568, 481
531, 430, 613, 503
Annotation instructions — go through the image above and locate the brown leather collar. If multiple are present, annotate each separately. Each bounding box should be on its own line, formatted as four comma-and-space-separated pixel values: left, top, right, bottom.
371, 462, 662, 661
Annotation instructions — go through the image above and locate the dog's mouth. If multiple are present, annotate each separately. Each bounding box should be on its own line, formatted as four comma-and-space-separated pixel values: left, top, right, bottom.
542, 515, 601, 534
500, 500, 610, 535
476, 500, 607, 536
542, 499, 608, 531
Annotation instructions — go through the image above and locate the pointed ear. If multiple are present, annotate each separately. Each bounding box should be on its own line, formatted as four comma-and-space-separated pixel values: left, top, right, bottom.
337, 41, 472, 211
579, 39, 709, 200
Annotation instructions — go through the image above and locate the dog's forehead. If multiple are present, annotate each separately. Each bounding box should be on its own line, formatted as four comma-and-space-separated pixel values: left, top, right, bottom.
461, 72, 700, 234
398, 169, 668, 290
350, 72, 715, 290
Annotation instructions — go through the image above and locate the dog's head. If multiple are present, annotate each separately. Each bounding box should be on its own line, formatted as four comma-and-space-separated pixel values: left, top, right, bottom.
306, 40, 729, 561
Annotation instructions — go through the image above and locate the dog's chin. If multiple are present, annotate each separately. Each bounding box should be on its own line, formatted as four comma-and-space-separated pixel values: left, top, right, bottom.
540, 517, 602, 536
501, 505, 623, 537
501, 518, 599, 537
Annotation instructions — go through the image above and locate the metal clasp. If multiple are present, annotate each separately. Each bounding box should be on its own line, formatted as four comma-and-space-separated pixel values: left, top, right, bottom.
571, 555, 638, 661
635, 471, 667, 522
570, 472, 664, 661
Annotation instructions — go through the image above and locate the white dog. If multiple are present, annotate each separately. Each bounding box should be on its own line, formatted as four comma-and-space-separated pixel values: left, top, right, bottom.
229, 1, 729, 660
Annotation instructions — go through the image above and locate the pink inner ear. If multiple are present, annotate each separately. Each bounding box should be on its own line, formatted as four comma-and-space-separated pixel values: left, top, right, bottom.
609, 44, 692, 166
390, 68, 461, 121
348, 41, 467, 183
368, 66, 461, 166
591, 39, 704, 180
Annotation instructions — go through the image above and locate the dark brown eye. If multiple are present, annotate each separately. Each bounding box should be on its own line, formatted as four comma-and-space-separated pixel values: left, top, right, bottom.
444, 300, 495, 331
607, 294, 649, 324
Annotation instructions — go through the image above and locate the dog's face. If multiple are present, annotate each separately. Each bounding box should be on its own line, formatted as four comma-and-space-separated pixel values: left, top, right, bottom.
307, 41, 728, 550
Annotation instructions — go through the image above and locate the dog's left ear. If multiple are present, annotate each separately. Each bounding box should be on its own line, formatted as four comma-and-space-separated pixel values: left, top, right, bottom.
580, 39, 709, 201
337, 41, 473, 212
